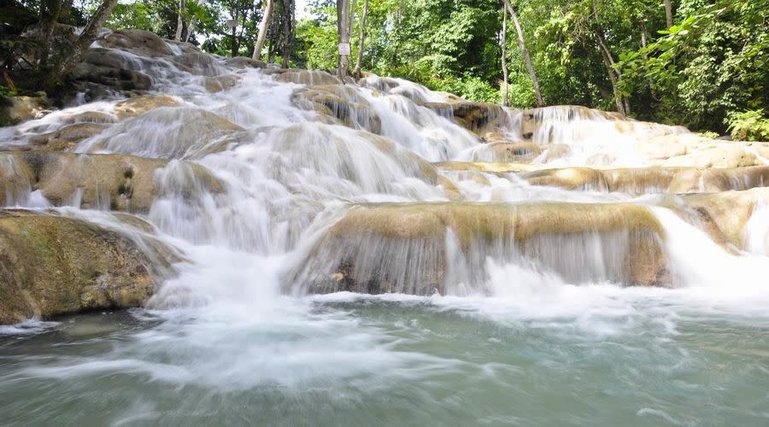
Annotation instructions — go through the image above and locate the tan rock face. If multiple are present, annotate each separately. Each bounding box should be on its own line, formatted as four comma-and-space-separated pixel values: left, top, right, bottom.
520, 166, 769, 194
0, 152, 223, 212
290, 202, 670, 295
658, 143, 762, 168
0, 96, 51, 126
27, 123, 110, 151
434, 161, 537, 174
203, 75, 242, 93
669, 188, 769, 251
0, 210, 170, 324
73, 48, 154, 92
86, 106, 244, 159
99, 30, 175, 57
114, 95, 184, 120
291, 85, 382, 134
276, 70, 343, 85
485, 142, 542, 163
422, 102, 510, 135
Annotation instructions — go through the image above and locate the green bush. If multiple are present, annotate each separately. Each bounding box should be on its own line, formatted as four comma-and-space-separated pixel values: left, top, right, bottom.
726, 110, 769, 141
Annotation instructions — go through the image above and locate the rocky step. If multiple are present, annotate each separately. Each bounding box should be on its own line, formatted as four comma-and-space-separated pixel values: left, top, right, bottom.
0, 152, 223, 212
435, 162, 769, 195
289, 202, 671, 296
290, 188, 769, 296
0, 209, 177, 325
661, 187, 769, 251
521, 165, 769, 194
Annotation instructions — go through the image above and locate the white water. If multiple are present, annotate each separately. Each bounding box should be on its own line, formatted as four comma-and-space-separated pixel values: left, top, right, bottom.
2, 33, 769, 425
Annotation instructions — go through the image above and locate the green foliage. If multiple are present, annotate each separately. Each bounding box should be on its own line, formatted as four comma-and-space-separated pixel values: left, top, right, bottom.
294, 0, 502, 102
108, 2, 158, 31
447, 75, 500, 104
727, 110, 769, 142
3, 0, 767, 129
505, 72, 536, 108
0, 85, 16, 97
619, 1, 769, 131
295, 12, 337, 70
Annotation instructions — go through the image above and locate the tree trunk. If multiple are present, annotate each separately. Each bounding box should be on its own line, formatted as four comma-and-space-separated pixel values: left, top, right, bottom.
663, 0, 673, 29
184, 19, 194, 43
282, 0, 295, 68
253, 0, 275, 61
230, 8, 240, 57
40, 0, 64, 69
592, 0, 629, 115
595, 31, 626, 115
353, 0, 369, 77
503, 0, 543, 107
501, 5, 509, 106
337, 0, 353, 80
175, 0, 184, 41
56, 0, 118, 80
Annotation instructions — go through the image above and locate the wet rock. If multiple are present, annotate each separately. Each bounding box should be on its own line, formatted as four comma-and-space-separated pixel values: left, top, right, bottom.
99, 30, 175, 57
485, 142, 542, 162
659, 143, 760, 168
0, 154, 34, 205
71, 65, 153, 93
171, 52, 223, 76
290, 202, 670, 295
203, 75, 242, 93
114, 94, 183, 119
434, 161, 538, 174
276, 69, 342, 85
0, 95, 52, 126
291, 85, 382, 134
0, 152, 223, 212
521, 166, 769, 194
27, 123, 110, 151
81, 47, 134, 70
85, 106, 244, 159
62, 111, 116, 125
431, 101, 509, 134
437, 175, 463, 201
671, 188, 769, 251
0, 210, 167, 324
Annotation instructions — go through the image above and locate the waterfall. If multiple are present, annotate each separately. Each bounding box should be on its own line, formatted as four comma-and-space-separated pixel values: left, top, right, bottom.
2, 29, 769, 314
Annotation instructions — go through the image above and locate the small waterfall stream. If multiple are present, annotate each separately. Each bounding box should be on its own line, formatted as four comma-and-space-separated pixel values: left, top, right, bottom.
1, 30, 769, 426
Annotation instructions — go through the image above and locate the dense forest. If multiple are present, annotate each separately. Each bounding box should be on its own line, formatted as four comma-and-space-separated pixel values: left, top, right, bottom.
1, 0, 768, 137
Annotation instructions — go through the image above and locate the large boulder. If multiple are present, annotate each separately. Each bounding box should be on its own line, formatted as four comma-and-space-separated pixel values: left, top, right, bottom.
71, 51, 154, 93
289, 202, 670, 295
0, 210, 173, 324
98, 30, 175, 57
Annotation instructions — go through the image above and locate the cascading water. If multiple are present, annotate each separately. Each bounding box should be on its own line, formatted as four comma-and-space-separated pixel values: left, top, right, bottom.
2, 30, 769, 426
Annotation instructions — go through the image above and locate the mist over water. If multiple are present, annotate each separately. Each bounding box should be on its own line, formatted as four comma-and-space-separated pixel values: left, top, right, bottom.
2, 35, 769, 425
